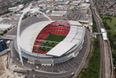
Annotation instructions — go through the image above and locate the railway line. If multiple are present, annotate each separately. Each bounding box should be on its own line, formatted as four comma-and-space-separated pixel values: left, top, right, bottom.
90, 0, 114, 78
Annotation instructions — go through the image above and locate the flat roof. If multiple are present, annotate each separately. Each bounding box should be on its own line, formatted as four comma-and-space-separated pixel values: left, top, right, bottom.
81, 3, 90, 9
68, 20, 82, 26
50, 11, 67, 16
0, 23, 12, 30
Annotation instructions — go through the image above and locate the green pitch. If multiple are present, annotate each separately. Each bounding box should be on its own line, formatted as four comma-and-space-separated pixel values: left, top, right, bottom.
40, 34, 65, 51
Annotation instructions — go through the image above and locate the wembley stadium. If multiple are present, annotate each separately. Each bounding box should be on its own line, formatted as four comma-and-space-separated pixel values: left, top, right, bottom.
13, 20, 85, 65
2, 1, 92, 78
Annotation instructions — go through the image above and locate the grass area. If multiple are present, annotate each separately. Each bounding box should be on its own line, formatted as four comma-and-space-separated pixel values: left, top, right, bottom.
47, 34, 65, 42
92, 17, 98, 32
102, 16, 116, 66
79, 18, 100, 78
79, 38, 100, 78
102, 16, 116, 35
40, 34, 65, 51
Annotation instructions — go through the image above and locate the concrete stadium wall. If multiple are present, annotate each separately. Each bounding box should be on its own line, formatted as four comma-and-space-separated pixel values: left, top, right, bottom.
13, 37, 84, 65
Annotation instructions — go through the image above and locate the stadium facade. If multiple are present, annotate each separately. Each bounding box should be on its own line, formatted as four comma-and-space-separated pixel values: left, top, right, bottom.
13, 20, 86, 65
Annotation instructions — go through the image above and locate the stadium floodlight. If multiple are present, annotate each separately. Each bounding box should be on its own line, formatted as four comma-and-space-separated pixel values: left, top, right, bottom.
17, 3, 52, 65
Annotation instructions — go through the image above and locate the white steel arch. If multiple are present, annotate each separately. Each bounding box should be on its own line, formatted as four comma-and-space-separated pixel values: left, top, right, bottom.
17, 5, 52, 65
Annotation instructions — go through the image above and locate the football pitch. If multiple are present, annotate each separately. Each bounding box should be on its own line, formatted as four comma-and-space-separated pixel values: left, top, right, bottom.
40, 34, 65, 51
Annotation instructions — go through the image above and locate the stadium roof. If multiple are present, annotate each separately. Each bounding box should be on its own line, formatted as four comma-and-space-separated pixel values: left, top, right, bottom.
47, 42, 75, 57
47, 25, 85, 57
19, 21, 85, 57
47, 26, 77, 57
20, 21, 53, 52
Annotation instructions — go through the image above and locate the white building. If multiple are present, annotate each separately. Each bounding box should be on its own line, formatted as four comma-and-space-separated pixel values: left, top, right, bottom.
8, 4, 24, 12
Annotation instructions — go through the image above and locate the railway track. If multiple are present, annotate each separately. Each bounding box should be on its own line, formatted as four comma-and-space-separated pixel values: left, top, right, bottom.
90, 0, 114, 78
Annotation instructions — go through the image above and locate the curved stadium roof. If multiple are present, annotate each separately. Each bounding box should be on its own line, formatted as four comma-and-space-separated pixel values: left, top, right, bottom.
19, 20, 85, 57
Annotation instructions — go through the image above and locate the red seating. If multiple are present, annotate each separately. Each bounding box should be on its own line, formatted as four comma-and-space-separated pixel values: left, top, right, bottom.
32, 21, 70, 54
